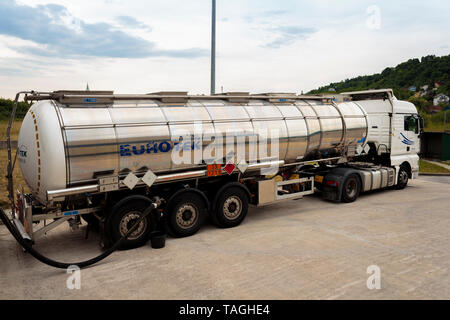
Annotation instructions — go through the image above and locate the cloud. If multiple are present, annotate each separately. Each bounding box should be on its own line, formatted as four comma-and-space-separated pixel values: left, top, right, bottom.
245, 9, 288, 23
0, 66, 26, 76
0, 0, 206, 58
116, 16, 152, 31
264, 26, 316, 49
262, 10, 288, 17
241, 7, 315, 48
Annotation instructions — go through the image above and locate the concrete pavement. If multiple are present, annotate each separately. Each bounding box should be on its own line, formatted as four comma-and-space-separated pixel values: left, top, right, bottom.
1, 178, 449, 300
419, 175, 450, 185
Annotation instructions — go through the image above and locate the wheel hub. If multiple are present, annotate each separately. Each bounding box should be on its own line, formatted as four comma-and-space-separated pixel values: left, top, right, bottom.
119, 211, 147, 240
176, 204, 198, 229
182, 210, 193, 221
223, 196, 242, 220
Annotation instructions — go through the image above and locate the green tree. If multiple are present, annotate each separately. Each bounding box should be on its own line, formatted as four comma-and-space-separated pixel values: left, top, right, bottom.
0, 98, 31, 121
408, 96, 431, 114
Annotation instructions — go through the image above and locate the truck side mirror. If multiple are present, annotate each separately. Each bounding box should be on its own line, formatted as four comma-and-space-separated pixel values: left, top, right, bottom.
418, 115, 424, 135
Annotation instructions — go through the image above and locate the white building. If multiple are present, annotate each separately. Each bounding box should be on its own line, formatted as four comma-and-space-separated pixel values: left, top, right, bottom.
433, 94, 449, 106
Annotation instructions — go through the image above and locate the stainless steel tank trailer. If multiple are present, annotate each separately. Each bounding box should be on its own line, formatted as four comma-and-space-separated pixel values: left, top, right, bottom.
4, 89, 422, 254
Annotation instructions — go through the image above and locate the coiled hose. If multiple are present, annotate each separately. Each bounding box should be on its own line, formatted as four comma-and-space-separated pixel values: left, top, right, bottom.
0, 204, 156, 270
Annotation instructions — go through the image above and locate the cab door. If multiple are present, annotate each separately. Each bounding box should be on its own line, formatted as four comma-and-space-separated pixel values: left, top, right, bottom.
391, 113, 420, 156
402, 114, 420, 154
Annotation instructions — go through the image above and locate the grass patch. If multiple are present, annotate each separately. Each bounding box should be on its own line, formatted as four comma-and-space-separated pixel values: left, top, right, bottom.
419, 159, 450, 174
0, 120, 22, 141
422, 111, 450, 132
0, 148, 29, 208
424, 123, 450, 132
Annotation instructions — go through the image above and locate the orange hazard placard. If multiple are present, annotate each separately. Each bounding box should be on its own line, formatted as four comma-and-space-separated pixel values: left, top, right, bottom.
207, 164, 222, 177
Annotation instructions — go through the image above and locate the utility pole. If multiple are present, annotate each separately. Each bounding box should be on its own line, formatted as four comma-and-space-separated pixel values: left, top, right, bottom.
211, 0, 216, 95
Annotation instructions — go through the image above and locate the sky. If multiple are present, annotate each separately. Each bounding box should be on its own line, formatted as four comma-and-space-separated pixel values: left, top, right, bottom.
0, 0, 449, 98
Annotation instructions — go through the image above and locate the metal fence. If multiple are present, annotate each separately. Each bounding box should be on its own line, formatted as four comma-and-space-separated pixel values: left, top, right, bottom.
0, 140, 17, 149
420, 132, 450, 161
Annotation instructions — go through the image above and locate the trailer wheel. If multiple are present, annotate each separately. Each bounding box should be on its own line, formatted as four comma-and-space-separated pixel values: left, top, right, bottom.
166, 192, 207, 238
212, 187, 249, 228
108, 198, 153, 249
396, 165, 409, 190
341, 174, 361, 203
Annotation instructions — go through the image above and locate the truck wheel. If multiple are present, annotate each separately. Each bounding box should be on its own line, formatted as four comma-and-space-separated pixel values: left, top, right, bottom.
212, 187, 249, 228
396, 166, 409, 190
108, 198, 153, 249
166, 192, 207, 238
341, 174, 361, 203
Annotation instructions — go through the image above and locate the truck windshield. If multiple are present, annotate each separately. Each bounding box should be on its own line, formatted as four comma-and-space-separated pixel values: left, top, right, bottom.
404, 116, 418, 134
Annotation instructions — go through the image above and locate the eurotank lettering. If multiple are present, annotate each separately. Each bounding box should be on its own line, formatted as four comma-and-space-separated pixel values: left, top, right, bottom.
120, 140, 201, 157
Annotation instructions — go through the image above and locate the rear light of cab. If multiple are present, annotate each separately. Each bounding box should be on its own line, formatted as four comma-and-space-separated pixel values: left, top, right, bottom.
326, 180, 339, 187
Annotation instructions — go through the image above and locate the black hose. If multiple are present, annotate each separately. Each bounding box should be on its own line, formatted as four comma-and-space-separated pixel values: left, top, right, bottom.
0, 205, 155, 270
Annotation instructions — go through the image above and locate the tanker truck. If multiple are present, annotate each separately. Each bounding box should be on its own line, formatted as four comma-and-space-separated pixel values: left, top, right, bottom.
6, 89, 422, 249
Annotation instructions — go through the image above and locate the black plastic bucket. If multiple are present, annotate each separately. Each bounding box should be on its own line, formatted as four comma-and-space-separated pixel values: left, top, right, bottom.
150, 231, 166, 249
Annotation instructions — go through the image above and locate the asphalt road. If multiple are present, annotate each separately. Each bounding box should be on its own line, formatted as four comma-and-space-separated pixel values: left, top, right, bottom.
1, 178, 449, 300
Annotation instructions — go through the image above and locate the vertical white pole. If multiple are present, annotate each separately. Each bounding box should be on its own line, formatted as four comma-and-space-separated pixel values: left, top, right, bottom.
211, 0, 216, 95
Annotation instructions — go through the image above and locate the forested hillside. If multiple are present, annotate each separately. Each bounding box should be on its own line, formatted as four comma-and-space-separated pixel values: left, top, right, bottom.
309, 55, 450, 98
309, 55, 450, 131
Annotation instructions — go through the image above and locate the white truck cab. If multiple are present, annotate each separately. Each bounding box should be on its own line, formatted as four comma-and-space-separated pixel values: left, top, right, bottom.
343, 89, 422, 183
390, 99, 422, 180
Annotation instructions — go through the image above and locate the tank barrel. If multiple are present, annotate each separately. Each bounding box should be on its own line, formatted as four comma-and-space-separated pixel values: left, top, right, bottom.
17, 90, 368, 204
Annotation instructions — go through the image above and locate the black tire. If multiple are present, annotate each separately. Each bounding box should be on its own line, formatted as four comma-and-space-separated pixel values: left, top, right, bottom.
341, 174, 361, 203
396, 165, 409, 190
212, 187, 249, 228
166, 192, 207, 238
108, 198, 153, 249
